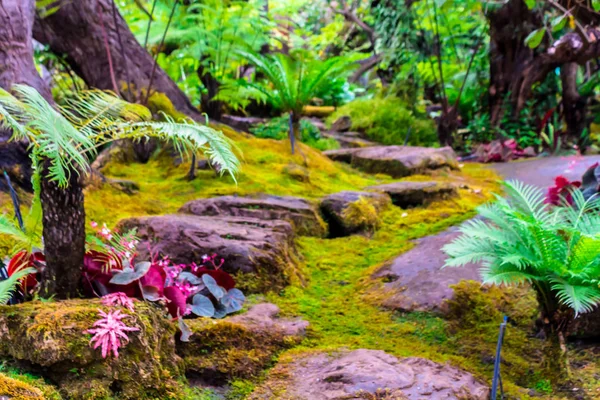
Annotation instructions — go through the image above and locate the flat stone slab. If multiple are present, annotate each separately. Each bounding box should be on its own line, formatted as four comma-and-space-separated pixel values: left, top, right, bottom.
367, 181, 458, 208
324, 146, 458, 177
250, 349, 489, 399
320, 191, 391, 237
179, 195, 326, 237
118, 214, 300, 293
179, 303, 308, 383
322, 132, 377, 148
372, 226, 481, 313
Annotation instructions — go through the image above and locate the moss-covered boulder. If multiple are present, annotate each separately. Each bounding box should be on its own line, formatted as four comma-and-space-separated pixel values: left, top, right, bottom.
367, 181, 458, 208
249, 349, 489, 399
118, 214, 302, 293
179, 195, 327, 237
0, 373, 47, 400
0, 299, 183, 399
177, 303, 307, 383
319, 191, 391, 237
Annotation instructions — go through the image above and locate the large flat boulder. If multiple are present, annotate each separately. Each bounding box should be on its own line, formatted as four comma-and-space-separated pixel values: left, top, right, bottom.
320, 191, 391, 237
179, 195, 326, 237
178, 303, 307, 383
372, 226, 481, 313
324, 146, 458, 177
118, 215, 301, 293
250, 349, 489, 399
367, 181, 458, 208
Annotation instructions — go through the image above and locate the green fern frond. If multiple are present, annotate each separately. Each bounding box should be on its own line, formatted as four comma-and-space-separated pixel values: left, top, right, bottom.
0, 267, 36, 305
550, 278, 600, 316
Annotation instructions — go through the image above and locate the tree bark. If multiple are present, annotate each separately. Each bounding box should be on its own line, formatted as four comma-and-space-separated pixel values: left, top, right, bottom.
39, 166, 86, 298
561, 62, 587, 143
32, 0, 201, 120
0, 0, 52, 191
487, 0, 541, 126
0, 0, 85, 298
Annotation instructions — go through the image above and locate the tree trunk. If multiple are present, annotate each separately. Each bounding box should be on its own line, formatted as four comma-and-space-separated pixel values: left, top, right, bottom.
0, 0, 52, 192
32, 0, 201, 120
198, 63, 223, 120
39, 167, 86, 298
0, 0, 85, 298
561, 62, 587, 144
437, 106, 459, 147
487, 0, 542, 126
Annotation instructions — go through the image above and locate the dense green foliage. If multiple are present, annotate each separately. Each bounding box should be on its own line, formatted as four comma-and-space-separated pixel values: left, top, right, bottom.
327, 96, 437, 146
250, 116, 339, 151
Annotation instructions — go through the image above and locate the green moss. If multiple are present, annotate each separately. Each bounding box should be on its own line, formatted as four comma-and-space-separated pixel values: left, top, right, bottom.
0, 299, 184, 400
85, 127, 388, 228
326, 96, 437, 146
341, 196, 381, 234
179, 318, 303, 382
0, 371, 58, 400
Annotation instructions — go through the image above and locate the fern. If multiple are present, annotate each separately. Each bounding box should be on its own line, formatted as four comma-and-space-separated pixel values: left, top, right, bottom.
0, 268, 36, 305
0, 85, 240, 186
444, 180, 600, 319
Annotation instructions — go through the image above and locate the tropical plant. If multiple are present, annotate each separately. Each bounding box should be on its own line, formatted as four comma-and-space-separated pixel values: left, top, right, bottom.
85, 309, 140, 359
443, 180, 600, 376
250, 117, 339, 151
0, 85, 239, 298
236, 50, 357, 154
0, 267, 37, 306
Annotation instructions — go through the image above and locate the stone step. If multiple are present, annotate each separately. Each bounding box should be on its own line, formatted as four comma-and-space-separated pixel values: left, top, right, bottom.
324, 145, 459, 177
367, 181, 458, 208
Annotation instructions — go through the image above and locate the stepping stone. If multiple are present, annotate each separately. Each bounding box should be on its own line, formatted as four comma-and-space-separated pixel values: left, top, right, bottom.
250, 349, 489, 400
323, 146, 459, 177
179, 195, 327, 237
372, 226, 481, 313
322, 132, 377, 148
320, 191, 391, 237
179, 303, 308, 383
118, 214, 301, 293
367, 181, 458, 208
330, 115, 352, 132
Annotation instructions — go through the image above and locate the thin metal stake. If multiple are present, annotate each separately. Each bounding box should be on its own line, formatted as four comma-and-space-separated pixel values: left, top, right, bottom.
491, 316, 508, 400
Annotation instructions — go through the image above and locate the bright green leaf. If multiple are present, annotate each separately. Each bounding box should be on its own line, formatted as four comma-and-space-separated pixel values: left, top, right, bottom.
525, 28, 545, 49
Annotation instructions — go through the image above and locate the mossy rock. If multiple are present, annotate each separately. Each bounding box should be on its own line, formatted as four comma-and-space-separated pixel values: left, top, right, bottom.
367, 181, 458, 208
0, 299, 184, 400
319, 191, 391, 237
118, 214, 303, 294
0, 373, 47, 400
177, 304, 307, 384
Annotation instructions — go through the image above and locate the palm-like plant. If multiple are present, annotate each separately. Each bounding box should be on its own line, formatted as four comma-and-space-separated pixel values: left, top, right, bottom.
236, 51, 357, 154
0, 85, 239, 298
443, 180, 600, 375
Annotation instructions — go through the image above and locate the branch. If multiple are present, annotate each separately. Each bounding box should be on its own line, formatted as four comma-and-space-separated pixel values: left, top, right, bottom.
349, 54, 382, 83
330, 2, 376, 47
133, 0, 154, 20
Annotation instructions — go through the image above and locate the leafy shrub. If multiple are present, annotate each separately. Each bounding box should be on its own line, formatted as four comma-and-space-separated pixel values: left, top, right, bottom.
326, 96, 437, 146
251, 117, 340, 151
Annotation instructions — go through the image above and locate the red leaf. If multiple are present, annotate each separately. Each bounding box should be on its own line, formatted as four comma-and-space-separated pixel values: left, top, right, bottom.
195, 267, 236, 290
140, 264, 166, 296
7, 250, 39, 289
164, 286, 187, 318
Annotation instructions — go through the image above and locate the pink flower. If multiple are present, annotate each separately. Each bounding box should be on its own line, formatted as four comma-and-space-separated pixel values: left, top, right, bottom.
91, 221, 98, 228
85, 310, 140, 358
101, 292, 136, 312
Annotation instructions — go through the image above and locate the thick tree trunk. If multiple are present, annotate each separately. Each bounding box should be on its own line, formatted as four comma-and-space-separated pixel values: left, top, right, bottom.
39, 167, 86, 298
32, 0, 201, 120
0, 0, 52, 191
0, 0, 85, 298
561, 62, 587, 143
487, 0, 541, 126
437, 106, 459, 147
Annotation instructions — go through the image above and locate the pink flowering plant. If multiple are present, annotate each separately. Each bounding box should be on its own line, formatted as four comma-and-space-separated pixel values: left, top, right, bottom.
85, 309, 140, 359
545, 162, 600, 207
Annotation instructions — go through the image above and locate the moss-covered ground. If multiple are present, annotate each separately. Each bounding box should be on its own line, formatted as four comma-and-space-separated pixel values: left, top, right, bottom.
3, 129, 597, 399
